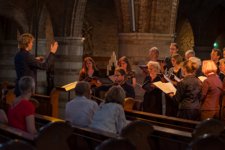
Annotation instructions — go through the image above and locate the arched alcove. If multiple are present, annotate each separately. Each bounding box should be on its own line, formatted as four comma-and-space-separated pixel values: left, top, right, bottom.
83, 0, 118, 57
175, 19, 194, 56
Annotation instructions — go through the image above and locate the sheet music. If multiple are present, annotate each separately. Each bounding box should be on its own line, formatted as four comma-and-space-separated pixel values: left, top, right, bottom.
153, 81, 176, 94
198, 76, 207, 82
61, 81, 78, 91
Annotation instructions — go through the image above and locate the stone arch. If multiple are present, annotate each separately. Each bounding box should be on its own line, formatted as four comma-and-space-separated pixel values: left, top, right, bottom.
175, 18, 194, 56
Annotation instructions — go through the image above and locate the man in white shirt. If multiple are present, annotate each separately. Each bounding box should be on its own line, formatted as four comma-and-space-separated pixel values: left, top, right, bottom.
65, 81, 98, 127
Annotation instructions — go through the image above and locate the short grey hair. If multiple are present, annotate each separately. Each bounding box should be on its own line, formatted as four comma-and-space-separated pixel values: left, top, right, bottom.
147, 61, 161, 74
19, 76, 35, 94
74, 81, 90, 96
185, 50, 195, 57
189, 56, 201, 68
105, 86, 126, 105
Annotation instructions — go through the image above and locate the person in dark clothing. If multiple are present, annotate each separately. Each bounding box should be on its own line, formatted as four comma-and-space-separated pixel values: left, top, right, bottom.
14, 33, 58, 96
142, 61, 162, 114
164, 43, 179, 73
169, 60, 202, 120
79, 57, 101, 81
210, 48, 221, 74
219, 58, 225, 82
114, 68, 135, 99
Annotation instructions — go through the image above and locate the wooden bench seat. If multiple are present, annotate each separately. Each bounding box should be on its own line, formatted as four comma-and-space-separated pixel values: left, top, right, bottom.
125, 109, 199, 132
0, 119, 72, 150
0, 113, 194, 150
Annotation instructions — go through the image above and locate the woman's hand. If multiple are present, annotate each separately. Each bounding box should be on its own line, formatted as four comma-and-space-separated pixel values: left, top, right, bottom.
168, 92, 174, 97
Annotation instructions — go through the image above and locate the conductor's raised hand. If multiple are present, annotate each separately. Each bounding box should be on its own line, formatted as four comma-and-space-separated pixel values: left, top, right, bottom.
50, 41, 58, 54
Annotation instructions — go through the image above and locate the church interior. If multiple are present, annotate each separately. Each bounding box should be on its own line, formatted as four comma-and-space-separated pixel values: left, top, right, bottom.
1, 0, 225, 150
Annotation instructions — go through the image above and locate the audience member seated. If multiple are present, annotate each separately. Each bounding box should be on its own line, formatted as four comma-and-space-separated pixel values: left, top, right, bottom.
201, 60, 223, 120
7, 76, 37, 134
65, 81, 98, 127
142, 61, 162, 114
0, 109, 8, 124
90, 86, 127, 134
169, 60, 202, 120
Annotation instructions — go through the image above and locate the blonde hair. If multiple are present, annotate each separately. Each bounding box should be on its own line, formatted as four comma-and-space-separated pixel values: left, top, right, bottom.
147, 61, 160, 74
202, 60, 217, 75
18, 33, 34, 49
189, 57, 201, 68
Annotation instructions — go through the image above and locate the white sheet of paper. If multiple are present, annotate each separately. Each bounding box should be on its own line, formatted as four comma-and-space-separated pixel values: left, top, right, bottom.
198, 76, 207, 82
153, 81, 177, 94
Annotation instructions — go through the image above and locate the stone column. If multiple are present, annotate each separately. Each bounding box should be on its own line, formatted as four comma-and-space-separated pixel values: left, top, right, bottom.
54, 37, 83, 86
118, 33, 174, 65
0, 40, 17, 82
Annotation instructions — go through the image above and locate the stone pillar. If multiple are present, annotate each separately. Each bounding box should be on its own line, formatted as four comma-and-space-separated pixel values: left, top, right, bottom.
118, 33, 174, 64
36, 39, 48, 94
54, 37, 83, 84
0, 40, 17, 82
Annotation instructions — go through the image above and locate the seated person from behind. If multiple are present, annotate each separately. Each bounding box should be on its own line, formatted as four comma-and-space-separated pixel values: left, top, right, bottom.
114, 68, 135, 99
7, 76, 37, 134
65, 81, 98, 127
90, 86, 127, 134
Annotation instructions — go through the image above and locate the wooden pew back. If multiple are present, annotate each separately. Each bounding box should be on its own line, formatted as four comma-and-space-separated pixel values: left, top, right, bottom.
125, 109, 199, 132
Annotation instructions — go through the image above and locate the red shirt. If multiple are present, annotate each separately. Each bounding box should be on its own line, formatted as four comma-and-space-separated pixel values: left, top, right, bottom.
8, 99, 35, 132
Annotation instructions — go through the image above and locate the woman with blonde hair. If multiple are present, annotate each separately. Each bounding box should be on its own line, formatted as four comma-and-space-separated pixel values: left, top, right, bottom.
169, 60, 202, 120
142, 61, 162, 114
201, 60, 223, 120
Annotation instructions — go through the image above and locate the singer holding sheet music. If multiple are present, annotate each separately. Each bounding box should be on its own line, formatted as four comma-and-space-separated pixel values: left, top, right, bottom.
142, 61, 162, 114
169, 60, 202, 120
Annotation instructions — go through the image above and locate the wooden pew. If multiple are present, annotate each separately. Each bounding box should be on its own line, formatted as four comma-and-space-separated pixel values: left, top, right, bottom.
0, 118, 72, 150
0, 81, 60, 117
35, 114, 119, 150
125, 109, 199, 132
36, 114, 192, 150
0, 113, 193, 150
